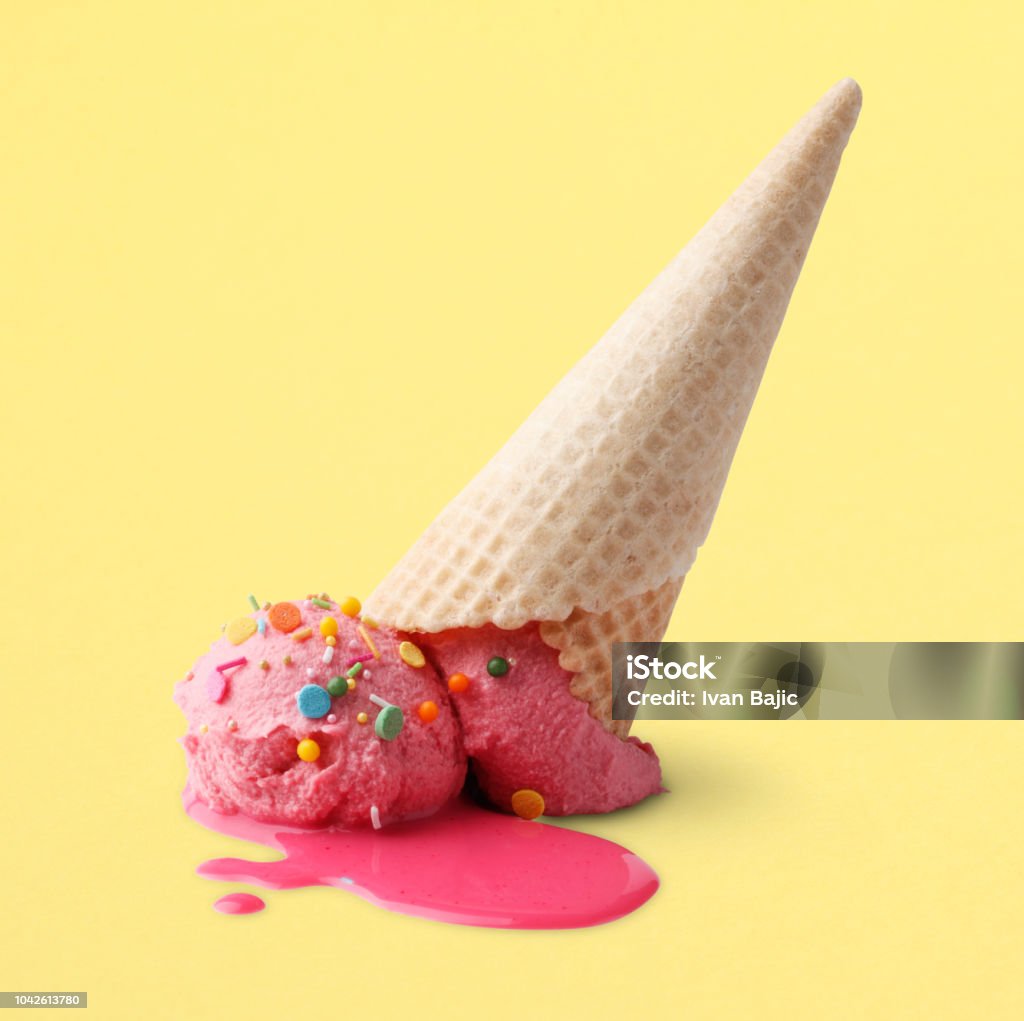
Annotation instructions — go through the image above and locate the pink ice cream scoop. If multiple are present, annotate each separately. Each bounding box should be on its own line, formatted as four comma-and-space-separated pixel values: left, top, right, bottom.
174, 597, 465, 828
422, 624, 662, 815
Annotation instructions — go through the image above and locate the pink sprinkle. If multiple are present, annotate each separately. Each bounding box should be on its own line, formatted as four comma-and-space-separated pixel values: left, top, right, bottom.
216, 657, 247, 673
206, 672, 228, 703
345, 654, 373, 669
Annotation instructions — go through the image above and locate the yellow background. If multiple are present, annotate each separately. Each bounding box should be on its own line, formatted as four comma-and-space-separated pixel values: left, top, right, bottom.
2, 2, 1021, 1018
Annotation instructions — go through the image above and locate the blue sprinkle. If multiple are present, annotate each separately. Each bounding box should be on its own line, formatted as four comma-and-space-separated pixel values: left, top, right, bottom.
340, 877, 354, 885
257, 617, 267, 635
296, 684, 331, 719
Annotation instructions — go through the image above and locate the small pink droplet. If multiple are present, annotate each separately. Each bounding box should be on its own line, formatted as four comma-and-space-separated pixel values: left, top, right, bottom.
213, 892, 265, 915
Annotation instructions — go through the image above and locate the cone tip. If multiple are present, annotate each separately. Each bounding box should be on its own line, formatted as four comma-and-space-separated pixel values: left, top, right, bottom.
830, 77, 863, 115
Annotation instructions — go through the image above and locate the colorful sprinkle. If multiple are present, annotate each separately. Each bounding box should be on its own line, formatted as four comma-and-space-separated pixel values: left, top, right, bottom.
268, 601, 302, 633
312, 597, 332, 610
291, 627, 313, 643
374, 704, 404, 741
327, 714, 337, 724
259, 659, 270, 671
186, 670, 195, 681
322, 646, 335, 665
227, 719, 238, 732
362, 616, 378, 629
347, 678, 357, 691
257, 617, 267, 635
216, 657, 247, 673
447, 673, 470, 694
320, 616, 339, 638
226, 617, 257, 646
247, 594, 260, 611
283, 655, 294, 667
262, 601, 271, 611
362, 669, 372, 680
326, 676, 349, 697
370, 805, 381, 830
340, 596, 362, 618
207, 673, 228, 702
398, 641, 426, 668
325, 635, 337, 647
199, 724, 208, 734
487, 657, 510, 677
357, 712, 369, 725
346, 662, 364, 679
305, 667, 317, 678
297, 738, 320, 762
296, 684, 331, 719
357, 626, 380, 660
418, 701, 439, 723
511, 789, 545, 820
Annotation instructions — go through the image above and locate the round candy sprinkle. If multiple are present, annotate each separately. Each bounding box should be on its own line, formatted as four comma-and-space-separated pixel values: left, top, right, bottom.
487, 657, 510, 677
375, 705, 404, 741
283, 654, 293, 666
320, 616, 338, 637
297, 738, 320, 762
362, 669, 372, 680
268, 602, 302, 633
326, 714, 337, 724
306, 667, 317, 678
296, 684, 331, 719
339, 596, 361, 618
448, 673, 470, 694
398, 641, 426, 668
347, 678, 357, 691
357, 712, 369, 725
226, 617, 257, 646
511, 789, 545, 820
326, 675, 349, 697
418, 701, 439, 723
199, 723, 208, 734
325, 635, 337, 647
227, 719, 238, 732
259, 659, 270, 671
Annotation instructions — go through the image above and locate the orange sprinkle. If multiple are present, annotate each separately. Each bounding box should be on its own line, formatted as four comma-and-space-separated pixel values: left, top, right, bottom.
268, 602, 302, 633
417, 701, 439, 723
447, 673, 470, 694
291, 626, 313, 642
325, 635, 337, 647
511, 789, 545, 820
339, 596, 362, 618
356, 712, 369, 725
357, 625, 380, 660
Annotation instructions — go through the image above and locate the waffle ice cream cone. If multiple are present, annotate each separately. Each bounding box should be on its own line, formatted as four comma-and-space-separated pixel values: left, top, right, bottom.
367, 79, 861, 734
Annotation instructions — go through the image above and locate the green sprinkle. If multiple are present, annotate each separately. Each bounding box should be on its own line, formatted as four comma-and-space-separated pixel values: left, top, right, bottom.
247, 594, 260, 611
375, 705, 404, 741
327, 675, 349, 697
312, 598, 332, 609
346, 662, 364, 679
487, 657, 510, 677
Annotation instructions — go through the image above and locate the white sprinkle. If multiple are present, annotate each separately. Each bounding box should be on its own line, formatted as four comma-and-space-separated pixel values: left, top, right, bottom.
306, 667, 317, 678
327, 714, 337, 724
322, 646, 334, 665
362, 669, 372, 680
370, 805, 381, 830
227, 719, 238, 731
369, 694, 391, 710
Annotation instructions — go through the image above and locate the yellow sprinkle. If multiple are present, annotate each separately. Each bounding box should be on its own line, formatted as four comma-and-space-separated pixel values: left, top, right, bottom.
347, 678, 357, 692
199, 724, 208, 735
291, 627, 313, 642
357, 625, 380, 660
259, 659, 270, 671
511, 789, 545, 820
340, 596, 362, 618
362, 616, 378, 630
325, 635, 337, 647
320, 616, 339, 637
297, 738, 321, 762
356, 712, 369, 725
398, 641, 426, 669
283, 654, 293, 666
226, 617, 257, 646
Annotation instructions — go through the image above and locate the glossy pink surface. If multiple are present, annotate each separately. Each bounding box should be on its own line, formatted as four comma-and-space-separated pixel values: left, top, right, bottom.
187, 789, 658, 929
213, 892, 265, 915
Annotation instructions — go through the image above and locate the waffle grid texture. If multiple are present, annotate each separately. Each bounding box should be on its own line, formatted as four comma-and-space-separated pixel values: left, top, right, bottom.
366, 80, 861, 732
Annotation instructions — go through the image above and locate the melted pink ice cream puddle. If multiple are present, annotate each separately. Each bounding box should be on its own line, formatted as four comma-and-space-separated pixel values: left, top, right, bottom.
213, 892, 265, 915
187, 789, 658, 929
